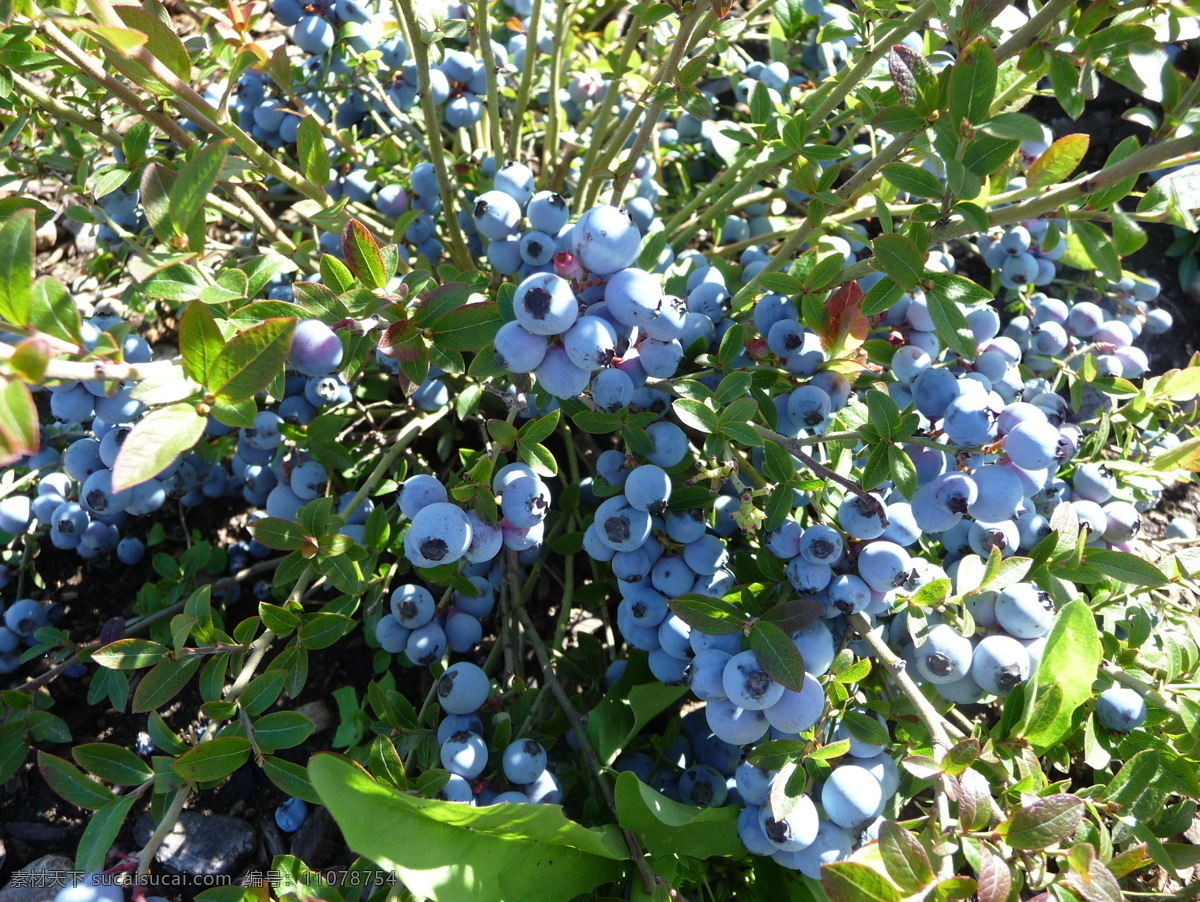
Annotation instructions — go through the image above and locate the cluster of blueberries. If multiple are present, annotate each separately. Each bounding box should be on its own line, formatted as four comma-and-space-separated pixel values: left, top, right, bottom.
370, 461, 550, 667
434, 661, 563, 805
466, 156, 1186, 866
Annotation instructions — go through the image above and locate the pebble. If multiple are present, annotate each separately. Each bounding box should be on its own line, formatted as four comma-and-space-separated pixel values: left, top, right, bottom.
132, 812, 256, 876
0, 855, 74, 902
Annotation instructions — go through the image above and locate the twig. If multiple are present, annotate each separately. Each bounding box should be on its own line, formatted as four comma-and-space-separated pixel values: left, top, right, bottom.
396, 0, 474, 270
846, 612, 953, 877
750, 423, 888, 525
1099, 660, 1185, 726
513, 601, 689, 901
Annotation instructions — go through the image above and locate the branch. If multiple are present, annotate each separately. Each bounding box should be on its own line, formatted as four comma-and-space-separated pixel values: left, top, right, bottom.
994, 0, 1077, 64
750, 423, 888, 525
1099, 659, 1185, 726
847, 612, 953, 876
0, 342, 180, 383
733, 127, 925, 307
513, 600, 689, 901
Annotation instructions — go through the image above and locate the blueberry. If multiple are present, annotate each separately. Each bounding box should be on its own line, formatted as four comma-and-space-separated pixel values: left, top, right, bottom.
275, 796, 308, 833
441, 730, 488, 779
405, 502, 472, 567
821, 764, 884, 828
722, 650, 785, 711
502, 739, 548, 784
970, 634, 1030, 695
574, 206, 640, 275
437, 662, 490, 714
1094, 686, 1147, 733
759, 791, 819, 851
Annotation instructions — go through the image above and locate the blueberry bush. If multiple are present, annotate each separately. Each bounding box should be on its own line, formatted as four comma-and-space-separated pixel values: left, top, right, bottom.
1, 0, 1200, 899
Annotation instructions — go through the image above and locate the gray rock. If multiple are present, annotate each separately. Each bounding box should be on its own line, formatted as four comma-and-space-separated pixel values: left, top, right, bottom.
132, 812, 256, 876
0, 854, 75, 902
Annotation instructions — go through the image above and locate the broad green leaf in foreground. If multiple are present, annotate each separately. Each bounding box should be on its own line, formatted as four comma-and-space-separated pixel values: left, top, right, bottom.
309, 753, 628, 902
614, 771, 743, 861
1019, 598, 1101, 751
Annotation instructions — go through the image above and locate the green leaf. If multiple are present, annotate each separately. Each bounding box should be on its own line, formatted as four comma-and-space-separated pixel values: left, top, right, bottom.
748, 621, 806, 692
263, 755, 322, 804
293, 281, 351, 320
0, 376, 40, 465
668, 595, 748, 635
979, 111, 1048, 142
76, 793, 139, 871
111, 403, 207, 492
72, 742, 153, 785
879, 821, 934, 894
1087, 136, 1143, 210
1072, 221, 1122, 281
822, 861, 903, 902
248, 517, 308, 550
297, 115, 331, 185
253, 711, 316, 754
1028, 134, 1089, 188
0, 208, 34, 327
925, 276, 978, 360
996, 794, 1084, 850
673, 398, 718, 433
518, 408, 561, 444
309, 753, 628, 902
428, 301, 501, 352
1082, 549, 1167, 587
342, 219, 387, 290
169, 140, 230, 247
1048, 54, 1085, 118
179, 301, 225, 385
38, 752, 115, 810
614, 771, 742, 859
881, 162, 944, 199
842, 709, 889, 746
91, 639, 169, 671
31, 276, 83, 345
948, 38, 997, 125
588, 658, 688, 765
208, 318, 296, 404
872, 105, 926, 133
747, 739, 806, 771
871, 234, 925, 290
1137, 163, 1200, 230
1019, 598, 1100, 754
172, 736, 252, 783
132, 656, 202, 713
1152, 435, 1200, 472
860, 277, 905, 316
113, 5, 191, 81
518, 440, 558, 477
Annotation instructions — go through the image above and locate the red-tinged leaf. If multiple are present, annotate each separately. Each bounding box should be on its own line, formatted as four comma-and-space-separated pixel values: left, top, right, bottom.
38, 752, 115, 810
997, 794, 1084, 849
1028, 134, 1090, 188
976, 844, 1012, 902
822, 280, 868, 356
879, 821, 934, 894
342, 219, 386, 290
